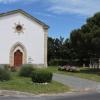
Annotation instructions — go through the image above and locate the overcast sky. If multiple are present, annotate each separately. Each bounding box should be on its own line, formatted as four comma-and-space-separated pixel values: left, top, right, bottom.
0, 0, 99, 38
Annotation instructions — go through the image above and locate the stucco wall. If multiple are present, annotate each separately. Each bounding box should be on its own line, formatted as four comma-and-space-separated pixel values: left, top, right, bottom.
0, 13, 45, 65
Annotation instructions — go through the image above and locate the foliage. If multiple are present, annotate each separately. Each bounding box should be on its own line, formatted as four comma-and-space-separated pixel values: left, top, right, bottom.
48, 37, 76, 65
0, 67, 11, 81
48, 12, 100, 66
31, 69, 53, 83
70, 12, 100, 66
0, 71, 69, 94
48, 37, 64, 62
4, 64, 10, 70
58, 66, 80, 72
19, 64, 34, 77
10, 67, 17, 72
49, 59, 69, 66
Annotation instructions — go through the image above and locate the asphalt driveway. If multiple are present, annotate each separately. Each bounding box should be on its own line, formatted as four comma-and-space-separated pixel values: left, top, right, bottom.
53, 73, 100, 91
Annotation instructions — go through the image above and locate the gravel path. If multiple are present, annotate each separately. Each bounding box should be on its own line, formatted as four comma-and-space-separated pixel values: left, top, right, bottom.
53, 73, 100, 91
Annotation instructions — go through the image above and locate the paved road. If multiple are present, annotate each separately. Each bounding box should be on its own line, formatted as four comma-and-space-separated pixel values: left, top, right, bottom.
0, 92, 100, 100
53, 73, 100, 91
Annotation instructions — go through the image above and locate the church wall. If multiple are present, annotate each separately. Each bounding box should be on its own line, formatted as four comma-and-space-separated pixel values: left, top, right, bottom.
0, 13, 45, 66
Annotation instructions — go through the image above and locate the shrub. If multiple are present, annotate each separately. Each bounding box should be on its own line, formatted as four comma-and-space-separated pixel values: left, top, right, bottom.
58, 65, 80, 72
0, 68, 11, 81
49, 59, 82, 66
49, 59, 69, 66
0, 64, 10, 69
19, 64, 35, 77
58, 66, 66, 71
69, 66, 80, 72
4, 64, 10, 70
10, 66, 17, 72
31, 69, 53, 83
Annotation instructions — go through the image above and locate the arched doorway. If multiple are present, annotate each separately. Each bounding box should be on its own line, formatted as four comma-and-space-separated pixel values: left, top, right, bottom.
10, 42, 27, 66
14, 50, 23, 66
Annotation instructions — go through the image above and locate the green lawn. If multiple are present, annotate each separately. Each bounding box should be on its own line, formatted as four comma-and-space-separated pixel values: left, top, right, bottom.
47, 66, 100, 82
0, 72, 70, 94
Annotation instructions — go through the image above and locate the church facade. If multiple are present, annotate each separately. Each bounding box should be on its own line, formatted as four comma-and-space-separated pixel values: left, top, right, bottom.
0, 9, 49, 67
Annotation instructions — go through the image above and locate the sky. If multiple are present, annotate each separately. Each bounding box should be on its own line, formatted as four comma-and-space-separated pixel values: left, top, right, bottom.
0, 0, 100, 39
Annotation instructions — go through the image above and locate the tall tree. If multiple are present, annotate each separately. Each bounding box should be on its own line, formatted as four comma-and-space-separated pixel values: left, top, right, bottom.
70, 12, 100, 65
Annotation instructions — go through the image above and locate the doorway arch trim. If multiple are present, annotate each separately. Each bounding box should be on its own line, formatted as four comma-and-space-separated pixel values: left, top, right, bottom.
10, 42, 27, 66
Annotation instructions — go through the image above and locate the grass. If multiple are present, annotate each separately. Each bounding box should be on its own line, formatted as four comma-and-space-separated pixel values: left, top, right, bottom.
0, 72, 70, 94
47, 66, 58, 72
47, 66, 100, 82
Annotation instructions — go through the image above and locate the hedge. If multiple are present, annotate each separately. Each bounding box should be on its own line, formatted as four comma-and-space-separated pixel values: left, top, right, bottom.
0, 67, 11, 81
48, 59, 69, 66
19, 64, 35, 77
31, 69, 53, 83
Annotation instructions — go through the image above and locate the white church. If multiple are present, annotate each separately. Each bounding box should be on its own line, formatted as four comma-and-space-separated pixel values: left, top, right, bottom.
0, 9, 49, 67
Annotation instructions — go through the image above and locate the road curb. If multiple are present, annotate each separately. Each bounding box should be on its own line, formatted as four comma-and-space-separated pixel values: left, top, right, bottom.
0, 89, 98, 97
0, 90, 35, 97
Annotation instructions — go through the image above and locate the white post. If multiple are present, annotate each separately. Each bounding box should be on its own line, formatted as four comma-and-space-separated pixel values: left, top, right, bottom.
99, 58, 100, 69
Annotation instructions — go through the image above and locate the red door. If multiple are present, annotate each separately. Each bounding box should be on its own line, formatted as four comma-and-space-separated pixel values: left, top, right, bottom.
14, 50, 23, 66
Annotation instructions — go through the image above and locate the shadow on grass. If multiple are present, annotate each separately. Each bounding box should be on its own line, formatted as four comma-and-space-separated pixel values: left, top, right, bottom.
79, 68, 100, 75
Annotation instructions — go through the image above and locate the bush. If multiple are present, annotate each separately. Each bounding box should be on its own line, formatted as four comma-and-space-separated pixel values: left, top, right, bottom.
31, 69, 53, 83
58, 66, 66, 71
10, 66, 17, 72
49, 59, 83, 66
58, 65, 80, 72
69, 66, 80, 72
49, 59, 69, 66
19, 64, 35, 77
0, 68, 11, 81
4, 64, 10, 70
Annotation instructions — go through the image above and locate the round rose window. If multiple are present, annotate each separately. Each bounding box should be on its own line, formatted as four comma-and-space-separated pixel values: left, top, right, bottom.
16, 25, 22, 31
13, 22, 25, 34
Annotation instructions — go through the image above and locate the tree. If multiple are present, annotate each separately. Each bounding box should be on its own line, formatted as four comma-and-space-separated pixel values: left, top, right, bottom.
48, 37, 55, 62
48, 37, 64, 59
70, 12, 100, 65
48, 37, 76, 65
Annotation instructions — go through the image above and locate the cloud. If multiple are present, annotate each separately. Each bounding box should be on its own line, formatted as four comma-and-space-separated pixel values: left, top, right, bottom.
47, 0, 100, 16
34, 12, 55, 17
0, 0, 17, 4
1, 0, 100, 16
0, 0, 38, 4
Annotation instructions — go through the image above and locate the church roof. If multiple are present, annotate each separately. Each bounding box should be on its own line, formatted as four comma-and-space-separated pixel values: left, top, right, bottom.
0, 9, 49, 29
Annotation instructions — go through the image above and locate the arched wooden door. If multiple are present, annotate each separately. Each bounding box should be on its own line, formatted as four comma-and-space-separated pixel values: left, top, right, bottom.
14, 50, 23, 66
